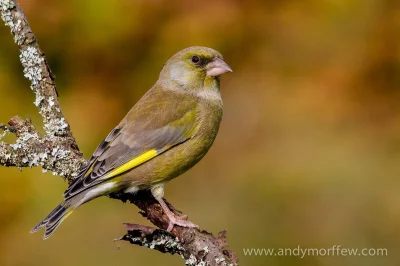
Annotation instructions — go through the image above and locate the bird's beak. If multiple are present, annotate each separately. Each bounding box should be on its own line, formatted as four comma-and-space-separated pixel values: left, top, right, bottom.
206, 58, 233, 77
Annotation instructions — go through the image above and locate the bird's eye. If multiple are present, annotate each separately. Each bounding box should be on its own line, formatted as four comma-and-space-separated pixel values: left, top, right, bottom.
191, 56, 200, 64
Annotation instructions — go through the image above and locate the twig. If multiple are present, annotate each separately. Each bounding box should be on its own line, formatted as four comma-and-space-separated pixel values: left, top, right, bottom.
0, 1, 238, 265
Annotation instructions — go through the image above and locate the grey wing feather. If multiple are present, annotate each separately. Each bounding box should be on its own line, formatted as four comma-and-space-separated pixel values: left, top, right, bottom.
64, 127, 121, 198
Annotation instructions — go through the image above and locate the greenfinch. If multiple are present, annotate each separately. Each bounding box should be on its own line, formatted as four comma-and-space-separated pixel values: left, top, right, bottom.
31, 46, 232, 239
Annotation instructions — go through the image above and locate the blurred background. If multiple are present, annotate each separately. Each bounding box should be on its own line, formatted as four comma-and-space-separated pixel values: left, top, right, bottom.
1, 0, 400, 265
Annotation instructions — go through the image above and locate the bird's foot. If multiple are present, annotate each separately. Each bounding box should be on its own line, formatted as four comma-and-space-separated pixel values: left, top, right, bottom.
165, 212, 199, 232
152, 188, 199, 232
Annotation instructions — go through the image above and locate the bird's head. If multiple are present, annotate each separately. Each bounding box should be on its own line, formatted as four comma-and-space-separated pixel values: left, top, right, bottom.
159, 46, 232, 92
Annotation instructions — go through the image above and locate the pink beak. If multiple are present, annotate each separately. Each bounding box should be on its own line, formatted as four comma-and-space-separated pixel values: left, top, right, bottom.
206, 58, 232, 77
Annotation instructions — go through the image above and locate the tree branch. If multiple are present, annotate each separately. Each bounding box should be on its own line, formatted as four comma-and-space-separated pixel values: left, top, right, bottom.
0, 1, 238, 265
0, 0, 84, 177
113, 191, 238, 266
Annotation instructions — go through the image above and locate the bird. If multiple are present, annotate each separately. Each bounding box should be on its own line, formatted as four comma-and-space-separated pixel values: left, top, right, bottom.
31, 46, 232, 239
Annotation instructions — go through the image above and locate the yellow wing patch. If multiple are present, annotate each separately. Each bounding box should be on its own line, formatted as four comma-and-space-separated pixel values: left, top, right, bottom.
103, 149, 158, 179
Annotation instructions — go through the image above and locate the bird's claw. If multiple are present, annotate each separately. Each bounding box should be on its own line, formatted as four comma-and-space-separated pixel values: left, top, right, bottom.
166, 215, 199, 232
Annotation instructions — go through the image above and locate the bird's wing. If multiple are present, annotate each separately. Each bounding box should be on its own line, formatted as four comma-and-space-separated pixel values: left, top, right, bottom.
64, 88, 198, 199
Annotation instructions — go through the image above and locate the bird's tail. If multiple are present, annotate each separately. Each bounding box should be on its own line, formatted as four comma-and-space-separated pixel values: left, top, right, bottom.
30, 201, 75, 240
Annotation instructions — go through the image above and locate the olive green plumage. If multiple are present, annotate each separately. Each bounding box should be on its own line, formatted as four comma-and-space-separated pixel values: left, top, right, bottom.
31, 46, 232, 239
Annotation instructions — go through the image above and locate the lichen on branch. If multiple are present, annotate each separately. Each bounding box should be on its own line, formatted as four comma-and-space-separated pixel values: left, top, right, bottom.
0, 0, 84, 177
